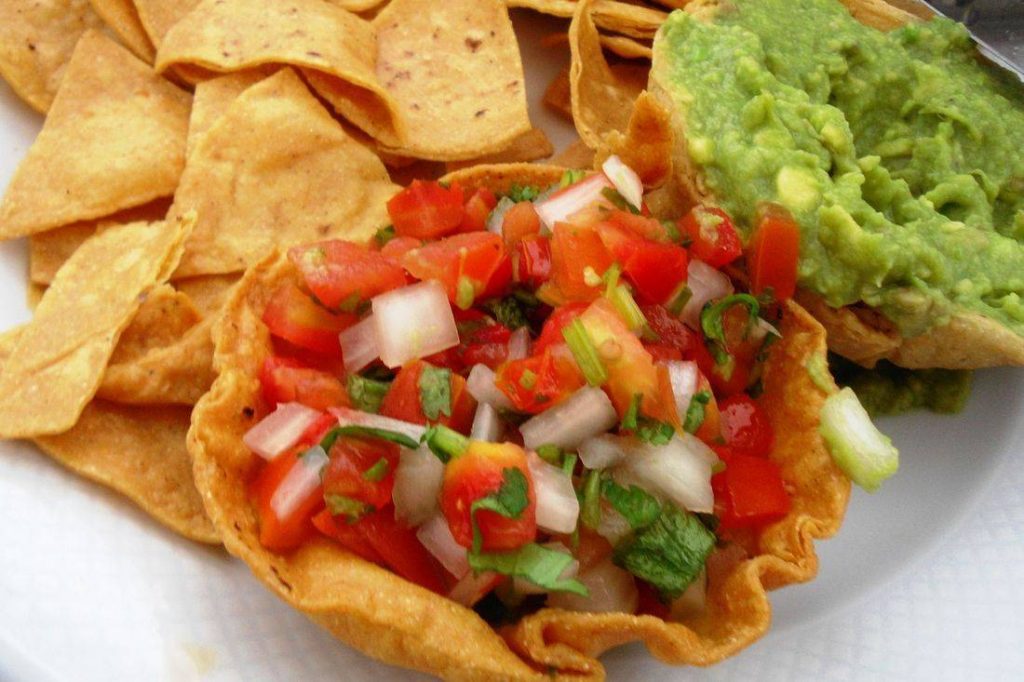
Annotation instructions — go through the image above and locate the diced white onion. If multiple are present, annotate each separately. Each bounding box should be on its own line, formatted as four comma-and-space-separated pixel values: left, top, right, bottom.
448, 570, 499, 607
681, 259, 734, 329
669, 569, 707, 621
611, 433, 716, 514
269, 446, 328, 521
392, 445, 444, 526
416, 514, 469, 579
666, 361, 699, 423
535, 172, 614, 230
514, 542, 578, 595
527, 453, 580, 535
466, 364, 513, 410
372, 280, 459, 367
595, 504, 633, 546
487, 196, 516, 234
243, 402, 321, 461
520, 386, 618, 450
507, 327, 531, 360
601, 155, 643, 210
470, 402, 504, 442
578, 435, 626, 470
548, 556, 638, 614
339, 315, 380, 374
327, 406, 426, 442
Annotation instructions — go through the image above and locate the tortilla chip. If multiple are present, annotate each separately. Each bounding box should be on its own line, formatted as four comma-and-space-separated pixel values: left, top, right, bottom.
190, 236, 848, 678
28, 198, 173, 285
0, 214, 193, 438
88, 0, 156, 62
372, 0, 532, 161
187, 70, 270, 156
508, 302, 849, 674
34, 400, 218, 544
108, 285, 201, 365
543, 67, 573, 121
551, 139, 597, 169
167, 68, 397, 278
441, 163, 566, 196
445, 129, 554, 172
155, 0, 403, 146
175, 274, 241, 318
598, 91, 673, 188
509, 0, 666, 39
836, 0, 920, 30
0, 0, 104, 113
133, 0, 199, 48
0, 31, 189, 240
570, 0, 650, 149
540, 31, 653, 61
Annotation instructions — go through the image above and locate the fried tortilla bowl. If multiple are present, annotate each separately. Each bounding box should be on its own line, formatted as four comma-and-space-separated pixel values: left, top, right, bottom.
189, 163, 850, 679
645, 0, 1024, 370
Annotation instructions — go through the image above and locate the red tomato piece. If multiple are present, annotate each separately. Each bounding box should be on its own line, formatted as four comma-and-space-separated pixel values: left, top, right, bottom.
748, 202, 801, 302
355, 508, 448, 593
513, 235, 552, 288
606, 209, 667, 242
312, 509, 385, 564
459, 187, 498, 233
387, 180, 466, 240
641, 304, 698, 359
260, 356, 350, 412
441, 441, 537, 551
620, 240, 689, 305
501, 201, 542, 246
380, 236, 422, 267
636, 580, 670, 618
322, 438, 399, 512
678, 206, 742, 268
379, 360, 476, 432
712, 453, 790, 531
550, 223, 612, 302
691, 336, 752, 399
289, 241, 406, 310
533, 303, 588, 355
402, 232, 506, 309
479, 251, 513, 300
718, 394, 774, 459
262, 284, 355, 358
251, 449, 324, 552
495, 346, 585, 414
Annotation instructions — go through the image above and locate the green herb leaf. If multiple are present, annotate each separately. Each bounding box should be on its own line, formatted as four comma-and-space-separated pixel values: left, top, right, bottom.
682, 391, 712, 434
580, 469, 603, 530
620, 394, 675, 445
559, 169, 587, 188
325, 493, 372, 521
601, 477, 662, 530
470, 467, 530, 554
375, 225, 396, 247
699, 294, 760, 367
469, 543, 589, 596
347, 375, 391, 414
506, 184, 540, 203
418, 365, 453, 421
612, 504, 715, 601
320, 425, 419, 452
661, 219, 682, 244
362, 457, 390, 482
483, 296, 529, 330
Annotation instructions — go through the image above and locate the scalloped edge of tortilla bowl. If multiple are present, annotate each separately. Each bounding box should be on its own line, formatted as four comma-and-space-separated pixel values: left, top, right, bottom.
645, 0, 1024, 370
187, 163, 850, 679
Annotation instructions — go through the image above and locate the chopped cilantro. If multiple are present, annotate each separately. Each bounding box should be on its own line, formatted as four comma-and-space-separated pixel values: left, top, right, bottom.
621, 394, 676, 445
374, 225, 396, 247
682, 391, 712, 434
325, 493, 371, 521
470, 467, 530, 554
484, 295, 529, 330
612, 504, 715, 601
418, 365, 452, 421
601, 477, 662, 530
661, 219, 682, 244
559, 169, 587, 187
468, 543, 588, 596
505, 184, 540, 203
347, 375, 391, 413
423, 424, 469, 463
320, 425, 419, 452
700, 294, 760, 366
362, 457, 390, 482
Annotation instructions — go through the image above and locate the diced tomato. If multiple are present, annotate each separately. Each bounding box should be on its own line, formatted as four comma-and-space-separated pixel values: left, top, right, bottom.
550, 223, 612, 302
251, 449, 323, 552
636, 580, 670, 618
289, 241, 406, 310
495, 346, 585, 414
355, 507, 447, 593
620, 240, 689, 305
479, 252, 513, 300
441, 441, 537, 551
712, 453, 790, 531
533, 302, 589, 355
299, 413, 340, 447
387, 180, 466, 240
380, 236, 422, 267
605, 210, 667, 242
513, 235, 552, 288
322, 437, 399, 512
312, 509, 385, 564
460, 187, 498, 233
501, 201, 542, 246
691, 336, 751, 399
645, 343, 683, 362
678, 206, 742, 268
403, 232, 507, 309
260, 356, 350, 412
718, 394, 774, 459
694, 302, 763, 398
694, 370, 721, 444
748, 202, 800, 302
379, 360, 476, 432
461, 342, 509, 370
262, 283, 355, 358
641, 304, 698, 359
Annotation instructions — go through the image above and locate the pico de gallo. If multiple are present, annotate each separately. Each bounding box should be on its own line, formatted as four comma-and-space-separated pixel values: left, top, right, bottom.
242, 158, 806, 619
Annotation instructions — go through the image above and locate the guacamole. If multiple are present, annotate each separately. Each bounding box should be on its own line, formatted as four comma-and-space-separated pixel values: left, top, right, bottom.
653, 0, 1024, 338
830, 355, 972, 416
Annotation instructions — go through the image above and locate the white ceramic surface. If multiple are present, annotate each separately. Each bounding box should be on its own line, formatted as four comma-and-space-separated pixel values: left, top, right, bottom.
1, 9, 1022, 682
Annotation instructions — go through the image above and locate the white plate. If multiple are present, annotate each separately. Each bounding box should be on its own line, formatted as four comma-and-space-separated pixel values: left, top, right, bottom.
1, 10, 1023, 682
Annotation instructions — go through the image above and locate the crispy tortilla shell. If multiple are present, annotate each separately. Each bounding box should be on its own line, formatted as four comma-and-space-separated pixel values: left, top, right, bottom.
191, 165, 849, 677
89, 0, 156, 62
648, 0, 1024, 369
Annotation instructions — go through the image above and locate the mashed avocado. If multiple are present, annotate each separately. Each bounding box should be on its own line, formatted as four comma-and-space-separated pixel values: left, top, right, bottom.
654, 0, 1024, 338
830, 355, 972, 416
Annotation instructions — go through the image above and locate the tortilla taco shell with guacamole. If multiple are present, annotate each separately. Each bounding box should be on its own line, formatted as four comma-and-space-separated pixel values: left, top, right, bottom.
647, 0, 1024, 369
